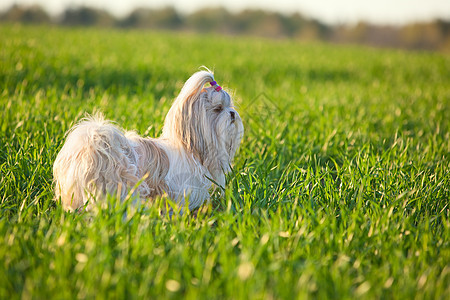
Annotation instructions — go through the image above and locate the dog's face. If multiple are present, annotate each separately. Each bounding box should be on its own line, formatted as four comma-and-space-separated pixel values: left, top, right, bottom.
202, 86, 244, 170
163, 71, 244, 177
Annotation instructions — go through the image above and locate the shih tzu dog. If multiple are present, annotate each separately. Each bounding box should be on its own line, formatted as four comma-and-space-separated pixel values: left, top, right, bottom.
53, 70, 244, 212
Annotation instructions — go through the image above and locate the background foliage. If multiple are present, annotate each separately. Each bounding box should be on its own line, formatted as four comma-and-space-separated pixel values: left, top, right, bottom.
1, 4, 450, 52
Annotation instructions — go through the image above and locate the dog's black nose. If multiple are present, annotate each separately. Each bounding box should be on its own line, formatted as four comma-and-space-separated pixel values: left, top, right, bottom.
230, 111, 235, 122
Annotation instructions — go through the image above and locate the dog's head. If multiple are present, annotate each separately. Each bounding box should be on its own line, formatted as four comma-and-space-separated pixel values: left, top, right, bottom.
163, 70, 244, 179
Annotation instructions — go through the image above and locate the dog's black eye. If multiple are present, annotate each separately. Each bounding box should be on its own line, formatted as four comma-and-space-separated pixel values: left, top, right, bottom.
214, 106, 223, 113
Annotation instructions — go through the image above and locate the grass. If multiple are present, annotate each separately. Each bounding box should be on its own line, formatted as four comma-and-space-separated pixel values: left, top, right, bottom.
0, 24, 449, 299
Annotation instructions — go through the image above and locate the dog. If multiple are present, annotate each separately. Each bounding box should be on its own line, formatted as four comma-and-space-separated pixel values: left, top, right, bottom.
53, 70, 244, 212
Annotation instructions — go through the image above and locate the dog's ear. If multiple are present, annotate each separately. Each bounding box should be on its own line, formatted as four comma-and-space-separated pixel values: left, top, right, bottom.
163, 70, 216, 160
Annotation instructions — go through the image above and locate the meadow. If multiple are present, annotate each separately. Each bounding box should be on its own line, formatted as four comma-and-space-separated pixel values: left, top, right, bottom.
0, 24, 449, 299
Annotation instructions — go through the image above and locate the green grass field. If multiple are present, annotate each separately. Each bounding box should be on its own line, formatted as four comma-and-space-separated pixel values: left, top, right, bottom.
0, 24, 449, 299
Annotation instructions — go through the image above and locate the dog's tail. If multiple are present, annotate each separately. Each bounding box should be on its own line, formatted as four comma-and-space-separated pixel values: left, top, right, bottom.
53, 113, 142, 211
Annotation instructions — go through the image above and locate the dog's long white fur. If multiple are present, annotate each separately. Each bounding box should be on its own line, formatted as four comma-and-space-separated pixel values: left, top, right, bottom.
53, 70, 244, 211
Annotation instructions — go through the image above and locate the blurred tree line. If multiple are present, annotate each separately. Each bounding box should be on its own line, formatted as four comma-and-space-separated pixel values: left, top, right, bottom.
1, 4, 449, 52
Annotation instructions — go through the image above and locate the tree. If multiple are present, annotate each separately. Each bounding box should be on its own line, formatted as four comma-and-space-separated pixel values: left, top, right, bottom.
60, 6, 115, 27
0, 4, 51, 23
119, 7, 182, 29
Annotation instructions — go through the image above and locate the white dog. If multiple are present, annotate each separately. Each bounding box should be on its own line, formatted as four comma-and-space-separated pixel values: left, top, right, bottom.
53, 70, 244, 212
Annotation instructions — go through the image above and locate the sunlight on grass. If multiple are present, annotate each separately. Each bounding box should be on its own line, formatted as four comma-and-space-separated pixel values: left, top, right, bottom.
0, 24, 449, 299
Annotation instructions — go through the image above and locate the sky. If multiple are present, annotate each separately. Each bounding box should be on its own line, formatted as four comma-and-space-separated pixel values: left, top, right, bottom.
1, 0, 450, 25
